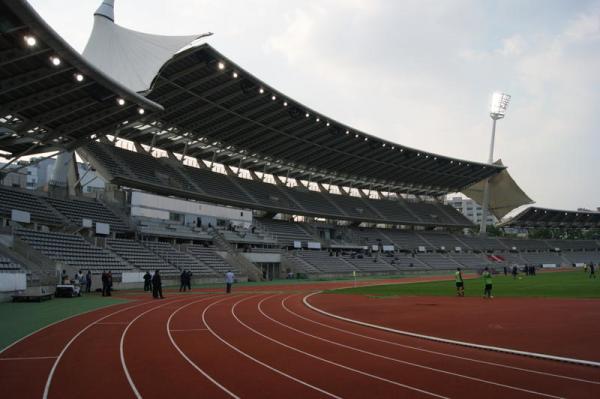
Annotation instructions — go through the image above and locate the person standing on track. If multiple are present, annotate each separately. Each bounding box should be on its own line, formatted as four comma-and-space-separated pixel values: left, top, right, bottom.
455, 267, 464, 297
152, 269, 164, 299
179, 270, 187, 292
225, 270, 235, 293
85, 270, 92, 293
186, 270, 192, 291
590, 262, 596, 279
482, 267, 493, 299
143, 271, 152, 292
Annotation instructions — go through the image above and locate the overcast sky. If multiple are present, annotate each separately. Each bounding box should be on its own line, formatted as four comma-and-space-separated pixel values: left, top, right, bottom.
27, 0, 600, 211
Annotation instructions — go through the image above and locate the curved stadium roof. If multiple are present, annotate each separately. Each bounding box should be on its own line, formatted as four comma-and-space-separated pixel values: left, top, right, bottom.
501, 207, 600, 228
116, 44, 505, 196
2, 0, 505, 197
0, 0, 163, 157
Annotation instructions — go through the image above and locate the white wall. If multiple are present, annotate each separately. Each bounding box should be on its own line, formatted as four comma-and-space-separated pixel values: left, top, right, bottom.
130, 191, 253, 224
0, 273, 27, 292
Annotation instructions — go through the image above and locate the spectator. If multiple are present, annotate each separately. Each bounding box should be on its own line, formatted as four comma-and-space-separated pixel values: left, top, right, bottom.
85, 270, 92, 293
143, 271, 152, 292
179, 270, 188, 292
225, 270, 235, 293
101, 271, 109, 296
186, 270, 192, 291
61, 269, 69, 284
152, 269, 164, 299
106, 271, 113, 296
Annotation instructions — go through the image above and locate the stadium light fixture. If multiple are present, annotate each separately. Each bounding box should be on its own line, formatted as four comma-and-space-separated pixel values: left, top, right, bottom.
218, 62, 225, 70
232, 72, 238, 78
74, 73, 84, 82
259, 88, 264, 94
305, 113, 310, 118
316, 117, 320, 122
50, 56, 61, 66
283, 101, 288, 107
480, 91, 511, 235
138, 108, 145, 115
326, 122, 330, 127
24, 35, 37, 47
490, 92, 511, 120
271, 95, 276, 101
116, 98, 125, 106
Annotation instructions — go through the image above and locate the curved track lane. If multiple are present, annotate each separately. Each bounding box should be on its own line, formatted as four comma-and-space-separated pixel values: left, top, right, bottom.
2, 282, 600, 399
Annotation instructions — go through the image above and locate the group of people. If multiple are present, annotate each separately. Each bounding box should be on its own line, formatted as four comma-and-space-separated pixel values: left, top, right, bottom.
585, 262, 596, 278
143, 270, 164, 299
454, 267, 493, 299
179, 270, 193, 292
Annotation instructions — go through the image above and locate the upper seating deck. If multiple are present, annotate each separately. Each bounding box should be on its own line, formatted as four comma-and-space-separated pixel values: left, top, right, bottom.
46, 197, 129, 233
0, 186, 63, 226
82, 142, 472, 227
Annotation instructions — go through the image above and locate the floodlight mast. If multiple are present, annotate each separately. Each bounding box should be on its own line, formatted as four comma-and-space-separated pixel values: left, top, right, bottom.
479, 92, 511, 235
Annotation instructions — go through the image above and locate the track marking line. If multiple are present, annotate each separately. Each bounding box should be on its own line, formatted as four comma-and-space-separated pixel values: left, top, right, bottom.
202, 295, 342, 399
0, 356, 57, 361
260, 295, 562, 399
167, 296, 240, 399
0, 299, 136, 357
303, 292, 600, 368
121, 296, 208, 399
233, 295, 448, 399
96, 321, 129, 325
285, 296, 600, 385
43, 299, 164, 399
169, 328, 208, 332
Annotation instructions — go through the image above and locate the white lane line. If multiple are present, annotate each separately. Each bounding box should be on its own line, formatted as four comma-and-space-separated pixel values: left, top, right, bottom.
167, 296, 240, 399
43, 299, 160, 399
303, 292, 600, 368
202, 295, 342, 399
233, 295, 448, 399
169, 328, 208, 332
120, 296, 204, 399
96, 322, 129, 325
0, 300, 132, 357
285, 296, 600, 386
0, 356, 57, 361
260, 296, 562, 399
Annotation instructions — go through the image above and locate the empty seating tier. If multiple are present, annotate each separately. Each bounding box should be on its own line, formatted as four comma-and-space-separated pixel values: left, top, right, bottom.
16, 229, 130, 272
0, 186, 63, 226
0, 255, 22, 271
46, 197, 129, 232
106, 238, 177, 274
143, 241, 215, 275
187, 245, 238, 274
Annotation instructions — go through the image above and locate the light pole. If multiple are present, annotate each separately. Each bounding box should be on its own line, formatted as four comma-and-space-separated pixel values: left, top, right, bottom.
480, 92, 511, 235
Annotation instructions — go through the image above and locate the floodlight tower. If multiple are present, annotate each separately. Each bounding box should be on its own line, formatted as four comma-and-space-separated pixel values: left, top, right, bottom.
479, 92, 511, 234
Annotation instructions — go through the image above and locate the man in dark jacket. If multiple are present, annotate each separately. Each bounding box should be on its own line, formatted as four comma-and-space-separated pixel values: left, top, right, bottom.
179, 270, 187, 292
143, 271, 152, 291
85, 270, 92, 293
152, 270, 164, 299
101, 271, 108, 296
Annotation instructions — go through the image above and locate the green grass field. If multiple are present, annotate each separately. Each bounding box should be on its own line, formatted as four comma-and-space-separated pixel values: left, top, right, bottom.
328, 270, 600, 299
0, 294, 128, 351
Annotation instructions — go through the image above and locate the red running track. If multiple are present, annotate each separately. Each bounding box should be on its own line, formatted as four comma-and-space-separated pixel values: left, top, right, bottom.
1, 280, 599, 399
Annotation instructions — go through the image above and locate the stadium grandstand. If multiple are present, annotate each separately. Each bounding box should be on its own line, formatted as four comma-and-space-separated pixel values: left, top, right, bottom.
1, 0, 598, 296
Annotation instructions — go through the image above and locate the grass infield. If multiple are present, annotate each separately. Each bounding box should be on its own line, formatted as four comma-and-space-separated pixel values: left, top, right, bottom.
0, 294, 128, 351
328, 270, 600, 299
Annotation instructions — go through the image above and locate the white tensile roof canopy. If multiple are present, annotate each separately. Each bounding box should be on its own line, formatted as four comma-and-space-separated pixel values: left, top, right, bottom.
82, 0, 211, 93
